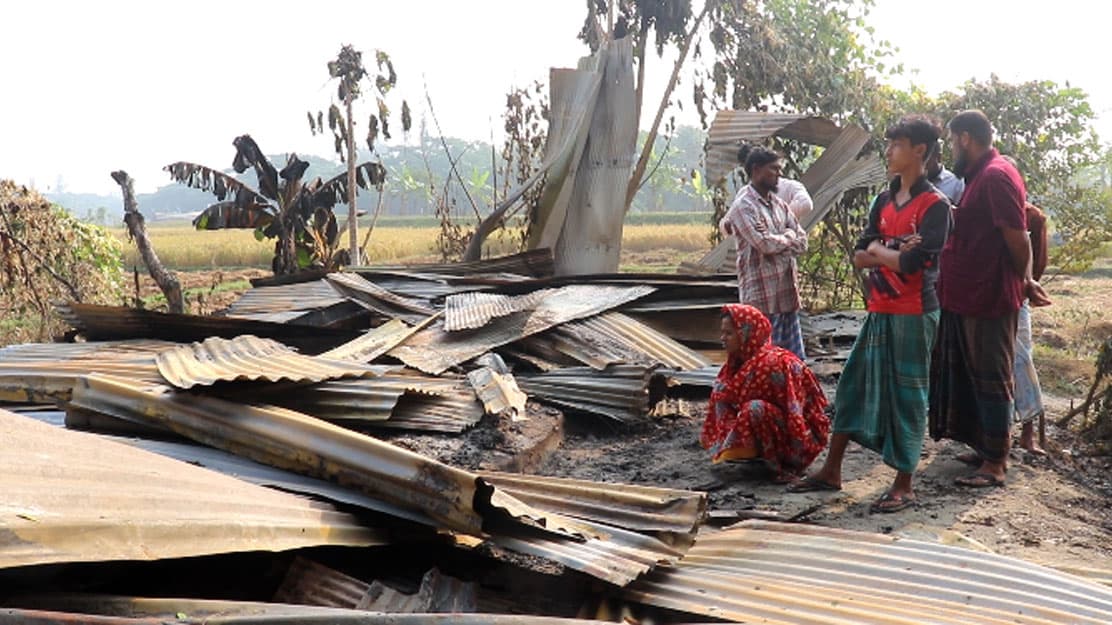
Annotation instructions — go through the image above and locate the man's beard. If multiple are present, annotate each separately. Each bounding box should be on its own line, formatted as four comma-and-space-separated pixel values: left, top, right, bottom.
952, 146, 970, 178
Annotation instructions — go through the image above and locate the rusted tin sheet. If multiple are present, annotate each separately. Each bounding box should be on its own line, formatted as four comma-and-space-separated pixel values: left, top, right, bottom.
545, 312, 712, 371
390, 285, 655, 375
350, 248, 556, 278
223, 279, 345, 319
706, 112, 842, 184
65, 374, 577, 541
326, 273, 437, 324
443, 290, 549, 332
320, 318, 433, 362
0, 340, 169, 403
274, 557, 477, 613
264, 373, 482, 433
154, 335, 378, 389
56, 303, 358, 354
479, 471, 706, 535
625, 521, 1112, 625
516, 365, 667, 423
0, 598, 608, 625
0, 408, 383, 570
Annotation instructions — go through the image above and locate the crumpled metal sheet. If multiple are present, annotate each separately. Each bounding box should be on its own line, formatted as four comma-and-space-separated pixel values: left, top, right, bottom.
516, 365, 667, 423
705, 112, 843, 185
272, 375, 484, 433
0, 408, 383, 570
223, 279, 346, 320
0, 596, 611, 625
538, 312, 712, 371
625, 521, 1112, 625
443, 290, 549, 332
326, 273, 437, 324
320, 318, 431, 362
274, 558, 477, 613
479, 471, 706, 536
351, 248, 556, 278
65, 374, 580, 542
56, 303, 358, 354
390, 285, 655, 375
155, 335, 379, 389
0, 340, 170, 403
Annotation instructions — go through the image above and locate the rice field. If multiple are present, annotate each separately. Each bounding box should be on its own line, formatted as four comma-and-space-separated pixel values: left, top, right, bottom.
114, 223, 716, 270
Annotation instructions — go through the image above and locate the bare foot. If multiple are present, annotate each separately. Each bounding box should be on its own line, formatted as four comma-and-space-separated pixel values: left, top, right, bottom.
1020, 423, 1046, 456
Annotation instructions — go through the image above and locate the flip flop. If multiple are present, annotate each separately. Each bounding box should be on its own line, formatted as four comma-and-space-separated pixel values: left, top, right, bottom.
954, 472, 1005, 488
870, 491, 917, 513
786, 475, 841, 493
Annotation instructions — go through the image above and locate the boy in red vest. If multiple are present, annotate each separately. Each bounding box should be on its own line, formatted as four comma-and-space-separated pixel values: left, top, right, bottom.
790, 115, 951, 512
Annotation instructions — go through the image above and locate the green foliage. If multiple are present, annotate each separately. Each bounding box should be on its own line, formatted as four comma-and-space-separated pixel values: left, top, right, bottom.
1, 180, 125, 344
1044, 182, 1112, 276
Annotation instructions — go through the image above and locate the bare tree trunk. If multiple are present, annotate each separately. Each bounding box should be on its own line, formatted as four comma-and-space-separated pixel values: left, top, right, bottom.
345, 95, 361, 266
111, 171, 184, 314
624, 3, 710, 211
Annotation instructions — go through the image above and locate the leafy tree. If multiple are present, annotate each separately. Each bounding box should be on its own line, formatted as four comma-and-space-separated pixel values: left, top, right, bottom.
1, 180, 124, 343
166, 135, 384, 275
308, 45, 411, 265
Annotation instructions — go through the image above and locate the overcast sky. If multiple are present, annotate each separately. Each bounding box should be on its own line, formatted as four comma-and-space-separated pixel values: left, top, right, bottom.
2, 0, 1107, 196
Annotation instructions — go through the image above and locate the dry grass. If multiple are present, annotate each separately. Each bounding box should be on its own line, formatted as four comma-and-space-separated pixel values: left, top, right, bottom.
115, 224, 714, 270
1031, 257, 1112, 396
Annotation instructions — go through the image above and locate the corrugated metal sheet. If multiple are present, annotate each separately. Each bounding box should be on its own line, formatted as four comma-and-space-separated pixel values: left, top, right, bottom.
0, 408, 383, 570
56, 303, 358, 354
326, 273, 437, 323
223, 279, 345, 320
516, 365, 666, 423
443, 290, 549, 332
0, 597, 610, 625
0, 340, 169, 403
155, 335, 379, 389
625, 521, 1112, 625
662, 365, 719, 389
807, 154, 889, 229
320, 318, 431, 362
546, 312, 712, 371
479, 471, 706, 536
350, 248, 556, 278
467, 367, 527, 418
277, 376, 484, 433
706, 112, 842, 184
64, 374, 581, 543
274, 558, 477, 613
390, 285, 655, 375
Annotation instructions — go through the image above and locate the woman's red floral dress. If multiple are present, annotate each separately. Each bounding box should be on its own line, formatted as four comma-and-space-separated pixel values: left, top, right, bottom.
701, 304, 831, 477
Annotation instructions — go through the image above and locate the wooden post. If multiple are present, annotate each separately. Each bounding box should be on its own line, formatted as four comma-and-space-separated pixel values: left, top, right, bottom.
345, 94, 360, 266
111, 171, 184, 314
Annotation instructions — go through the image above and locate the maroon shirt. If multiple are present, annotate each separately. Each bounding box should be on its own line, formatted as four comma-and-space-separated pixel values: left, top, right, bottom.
937, 149, 1027, 318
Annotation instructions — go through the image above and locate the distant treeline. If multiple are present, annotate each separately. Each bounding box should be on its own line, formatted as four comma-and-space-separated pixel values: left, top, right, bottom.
50, 126, 712, 226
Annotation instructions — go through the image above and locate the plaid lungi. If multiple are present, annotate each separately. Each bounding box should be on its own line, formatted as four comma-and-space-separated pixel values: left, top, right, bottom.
1014, 302, 1044, 423
833, 311, 939, 474
770, 311, 805, 361
929, 309, 1019, 463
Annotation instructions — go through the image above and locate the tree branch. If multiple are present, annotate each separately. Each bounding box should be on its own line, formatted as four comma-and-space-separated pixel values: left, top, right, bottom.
0, 220, 81, 301
111, 170, 184, 314
625, 2, 710, 211
424, 84, 483, 222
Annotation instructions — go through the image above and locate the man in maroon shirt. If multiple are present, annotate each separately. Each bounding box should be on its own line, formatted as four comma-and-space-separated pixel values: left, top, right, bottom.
929, 110, 1050, 488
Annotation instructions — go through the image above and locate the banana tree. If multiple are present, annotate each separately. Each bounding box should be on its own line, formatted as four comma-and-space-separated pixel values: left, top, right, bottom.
165, 134, 384, 275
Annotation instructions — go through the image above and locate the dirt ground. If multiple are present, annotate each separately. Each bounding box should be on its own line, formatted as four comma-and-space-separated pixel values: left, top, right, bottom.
539, 393, 1112, 577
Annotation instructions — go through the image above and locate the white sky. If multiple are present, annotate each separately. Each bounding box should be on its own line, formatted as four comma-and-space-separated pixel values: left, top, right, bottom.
1, 0, 1107, 196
